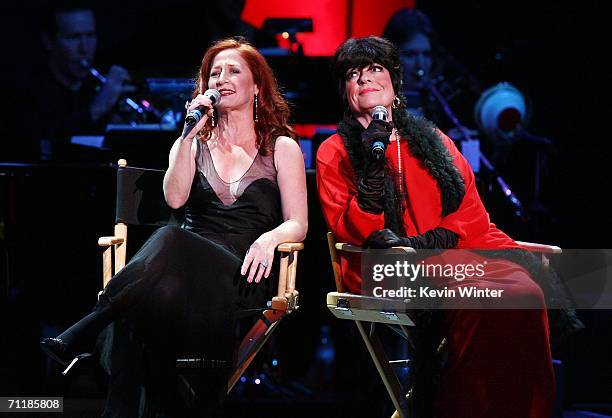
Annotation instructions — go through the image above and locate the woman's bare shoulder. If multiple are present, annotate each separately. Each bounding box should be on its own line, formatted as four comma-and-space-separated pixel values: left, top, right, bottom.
273, 136, 304, 170
274, 135, 300, 150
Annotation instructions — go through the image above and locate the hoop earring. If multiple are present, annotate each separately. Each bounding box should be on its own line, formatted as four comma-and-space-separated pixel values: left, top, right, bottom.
254, 94, 259, 122
392, 96, 401, 109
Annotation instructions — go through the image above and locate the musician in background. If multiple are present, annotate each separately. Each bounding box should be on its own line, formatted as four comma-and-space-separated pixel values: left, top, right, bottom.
11, 1, 135, 161
382, 7, 556, 241
382, 9, 438, 120
382, 8, 481, 131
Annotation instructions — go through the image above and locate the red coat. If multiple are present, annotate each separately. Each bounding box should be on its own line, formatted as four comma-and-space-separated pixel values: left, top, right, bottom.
316, 131, 521, 293
316, 130, 555, 418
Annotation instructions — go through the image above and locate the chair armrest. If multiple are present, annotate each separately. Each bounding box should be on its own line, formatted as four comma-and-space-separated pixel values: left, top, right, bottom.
98, 235, 125, 289
272, 242, 303, 313
515, 241, 562, 254
98, 236, 125, 247
335, 242, 415, 254
277, 242, 304, 252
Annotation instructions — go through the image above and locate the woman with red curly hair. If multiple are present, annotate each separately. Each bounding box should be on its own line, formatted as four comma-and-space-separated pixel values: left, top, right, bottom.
41, 37, 307, 417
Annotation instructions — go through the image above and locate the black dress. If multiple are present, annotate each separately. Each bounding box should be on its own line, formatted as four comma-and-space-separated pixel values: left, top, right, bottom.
97, 139, 282, 417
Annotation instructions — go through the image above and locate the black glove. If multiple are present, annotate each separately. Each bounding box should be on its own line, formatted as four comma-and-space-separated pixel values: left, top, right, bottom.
364, 228, 459, 249
357, 119, 393, 213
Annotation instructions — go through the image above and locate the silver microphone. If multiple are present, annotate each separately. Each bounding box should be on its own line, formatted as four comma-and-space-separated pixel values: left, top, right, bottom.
370, 106, 389, 160
185, 89, 221, 126
371, 105, 388, 121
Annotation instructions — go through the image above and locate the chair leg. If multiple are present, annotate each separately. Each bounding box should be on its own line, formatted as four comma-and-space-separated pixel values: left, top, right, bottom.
227, 310, 285, 393
355, 320, 410, 418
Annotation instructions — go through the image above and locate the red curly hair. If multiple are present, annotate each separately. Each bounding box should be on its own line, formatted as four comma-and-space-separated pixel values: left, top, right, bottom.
193, 37, 297, 154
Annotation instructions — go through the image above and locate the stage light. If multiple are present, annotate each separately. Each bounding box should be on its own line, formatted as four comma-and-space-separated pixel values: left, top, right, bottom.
260, 18, 313, 56
474, 82, 527, 141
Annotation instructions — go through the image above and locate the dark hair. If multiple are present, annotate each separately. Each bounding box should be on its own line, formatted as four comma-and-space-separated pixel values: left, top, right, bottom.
194, 37, 297, 154
382, 8, 437, 49
331, 36, 403, 106
41, 0, 95, 36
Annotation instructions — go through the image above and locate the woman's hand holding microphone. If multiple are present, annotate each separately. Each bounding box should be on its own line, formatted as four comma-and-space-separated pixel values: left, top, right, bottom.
182, 89, 220, 140
357, 119, 393, 213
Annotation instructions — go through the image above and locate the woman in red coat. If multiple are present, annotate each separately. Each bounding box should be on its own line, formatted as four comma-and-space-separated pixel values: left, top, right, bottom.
316, 36, 555, 418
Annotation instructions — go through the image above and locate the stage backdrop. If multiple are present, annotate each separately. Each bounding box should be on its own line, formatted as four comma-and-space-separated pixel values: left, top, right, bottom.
241, 0, 414, 56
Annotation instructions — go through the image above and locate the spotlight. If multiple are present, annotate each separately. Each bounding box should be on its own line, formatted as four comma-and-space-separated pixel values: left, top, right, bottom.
474, 82, 527, 141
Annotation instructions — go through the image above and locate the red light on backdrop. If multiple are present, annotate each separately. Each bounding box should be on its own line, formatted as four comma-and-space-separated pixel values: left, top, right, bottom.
350, 0, 415, 38
242, 0, 414, 56
242, 0, 347, 56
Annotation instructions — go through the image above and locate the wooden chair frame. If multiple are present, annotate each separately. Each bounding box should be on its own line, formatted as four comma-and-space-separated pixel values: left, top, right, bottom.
327, 232, 416, 418
97, 159, 303, 394
326, 231, 561, 418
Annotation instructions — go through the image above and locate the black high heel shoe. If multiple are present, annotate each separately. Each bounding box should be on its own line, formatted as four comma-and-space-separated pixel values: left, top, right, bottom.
40, 338, 92, 375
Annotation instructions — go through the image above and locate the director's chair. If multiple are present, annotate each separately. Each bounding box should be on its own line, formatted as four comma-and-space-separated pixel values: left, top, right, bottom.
97, 159, 302, 395
326, 231, 423, 418
326, 231, 561, 418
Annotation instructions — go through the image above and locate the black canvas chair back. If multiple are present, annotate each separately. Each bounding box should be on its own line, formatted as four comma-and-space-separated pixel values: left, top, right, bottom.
115, 165, 184, 227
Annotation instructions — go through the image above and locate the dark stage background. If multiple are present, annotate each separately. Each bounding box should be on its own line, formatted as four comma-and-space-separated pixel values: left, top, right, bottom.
0, 0, 610, 417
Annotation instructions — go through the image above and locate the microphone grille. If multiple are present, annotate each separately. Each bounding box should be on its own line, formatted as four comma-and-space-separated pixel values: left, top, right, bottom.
371, 105, 388, 121
204, 89, 221, 104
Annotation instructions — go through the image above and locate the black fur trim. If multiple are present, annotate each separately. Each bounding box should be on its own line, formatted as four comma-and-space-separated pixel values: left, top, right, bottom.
337, 110, 465, 237
392, 108, 465, 216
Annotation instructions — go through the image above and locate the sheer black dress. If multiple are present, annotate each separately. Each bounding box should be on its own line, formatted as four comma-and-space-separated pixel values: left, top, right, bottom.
87, 139, 282, 417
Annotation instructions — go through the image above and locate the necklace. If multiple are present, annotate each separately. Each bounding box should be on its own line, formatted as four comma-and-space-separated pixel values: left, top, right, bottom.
392, 128, 408, 215
394, 129, 403, 198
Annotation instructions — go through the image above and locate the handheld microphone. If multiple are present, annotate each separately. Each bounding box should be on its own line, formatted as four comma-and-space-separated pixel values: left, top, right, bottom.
185, 89, 221, 126
370, 105, 389, 160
